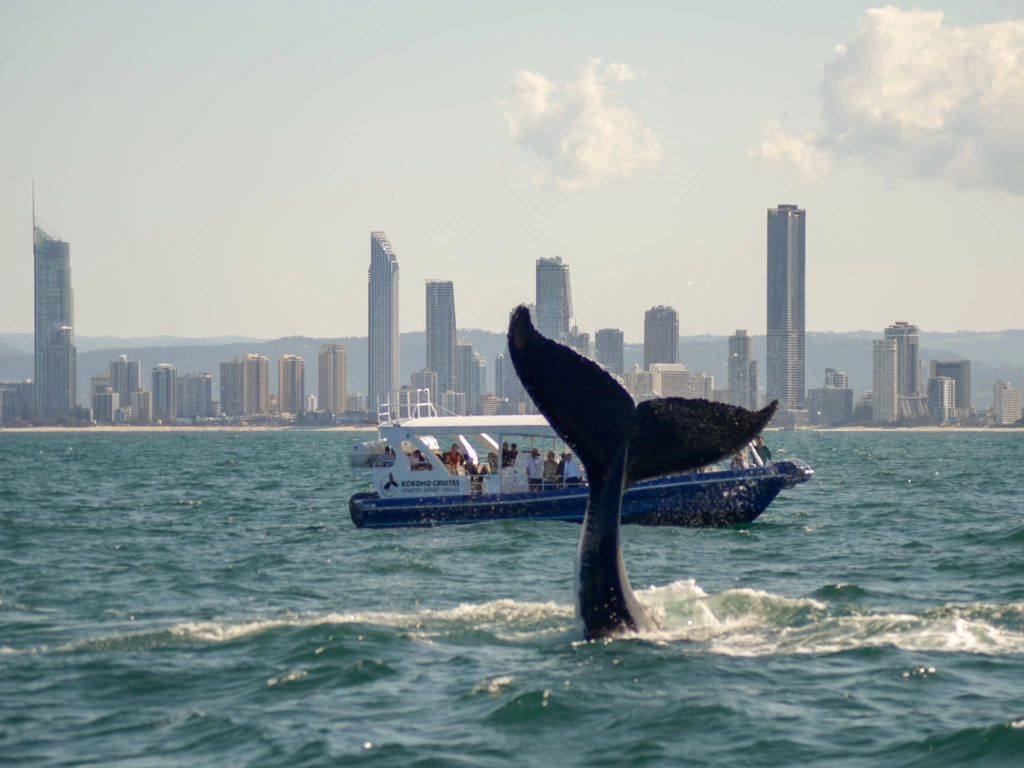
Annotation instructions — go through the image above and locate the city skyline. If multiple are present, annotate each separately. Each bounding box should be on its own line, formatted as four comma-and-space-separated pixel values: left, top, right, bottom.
2, 3, 1022, 342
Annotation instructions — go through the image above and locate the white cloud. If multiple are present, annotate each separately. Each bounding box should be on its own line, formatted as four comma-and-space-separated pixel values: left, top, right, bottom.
749, 119, 832, 178
499, 58, 662, 191
752, 7, 1024, 195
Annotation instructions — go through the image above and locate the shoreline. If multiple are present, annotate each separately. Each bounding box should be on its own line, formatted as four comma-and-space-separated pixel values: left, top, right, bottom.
0, 425, 378, 433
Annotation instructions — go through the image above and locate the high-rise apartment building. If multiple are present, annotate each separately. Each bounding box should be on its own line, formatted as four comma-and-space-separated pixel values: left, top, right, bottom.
33, 207, 76, 420
536, 256, 573, 343
930, 360, 971, 415
151, 364, 178, 422
644, 306, 678, 370
425, 280, 457, 395
728, 330, 758, 410
766, 204, 806, 411
622, 365, 655, 403
129, 389, 152, 423
495, 350, 528, 413
109, 355, 141, 405
278, 355, 305, 415
0, 383, 33, 425
884, 322, 922, 396
242, 354, 270, 415
993, 380, 1023, 425
93, 389, 119, 423
808, 368, 854, 426
455, 341, 487, 413
177, 373, 213, 419
368, 231, 400, 412
220, 359, 245, 417
471, 352, 487, 409
650, 363, 690, 397
872, 338, 898, 423
318, 344, 347, 414
927, 377, 956, 425
595, 328, 624, 374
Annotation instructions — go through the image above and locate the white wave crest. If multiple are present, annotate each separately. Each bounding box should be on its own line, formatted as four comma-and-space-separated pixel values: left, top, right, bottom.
633, 581, 1024, 657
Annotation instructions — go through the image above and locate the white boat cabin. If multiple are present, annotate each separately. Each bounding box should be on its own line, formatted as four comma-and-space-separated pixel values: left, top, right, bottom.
363, 414, 583, 499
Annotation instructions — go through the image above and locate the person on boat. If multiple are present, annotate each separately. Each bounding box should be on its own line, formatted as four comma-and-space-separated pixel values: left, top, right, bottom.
543, 450, 560, 485
380, 446, 396, 466
501, 442, 513, 468
445, 443, 463, 470
562, 453, 584, 485
755, 435, 772, 463
526, 447, 543, 490
486, 451, 499, 473
731, 450, 748, 469
411, 449, 431, 470
509, 443, 520, 467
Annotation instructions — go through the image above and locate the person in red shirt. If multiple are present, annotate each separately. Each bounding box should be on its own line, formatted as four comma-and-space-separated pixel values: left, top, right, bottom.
445, 443, 463, 469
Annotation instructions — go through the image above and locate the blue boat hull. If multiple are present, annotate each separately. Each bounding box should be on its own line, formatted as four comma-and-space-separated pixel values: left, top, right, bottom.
350, 460, 812, 528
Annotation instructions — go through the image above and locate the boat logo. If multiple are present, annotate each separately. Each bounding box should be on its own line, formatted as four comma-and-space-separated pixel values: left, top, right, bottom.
379, 472, 399, 497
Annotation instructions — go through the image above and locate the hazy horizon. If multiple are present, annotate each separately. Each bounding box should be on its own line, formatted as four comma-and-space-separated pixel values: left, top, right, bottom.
2, 2, 1021, 340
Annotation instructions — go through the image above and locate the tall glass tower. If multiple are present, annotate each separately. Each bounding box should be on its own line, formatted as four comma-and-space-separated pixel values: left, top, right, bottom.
535, 256, 573, 343
368, 231, 400, 412
766, 204, 806, 411
643, 305, 678, 371
425, 279, 457, 395
33, 201, 76, 420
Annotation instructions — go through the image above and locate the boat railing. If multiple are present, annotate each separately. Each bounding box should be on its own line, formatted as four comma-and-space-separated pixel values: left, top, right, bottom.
377, 388, 438, 424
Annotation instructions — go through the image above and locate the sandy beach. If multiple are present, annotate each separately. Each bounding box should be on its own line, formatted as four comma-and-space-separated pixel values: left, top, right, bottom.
0, 424, 378, 433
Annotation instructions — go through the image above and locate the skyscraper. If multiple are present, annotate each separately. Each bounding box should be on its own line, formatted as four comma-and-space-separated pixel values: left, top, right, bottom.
927, 377, 955, 425
595, 328, 624, 374
242, 354, 270, 415
368, 231, 399, 411
993, 380, 1023, 425
318, 344, 347, 414
151, 364, 178, 422
33, 204, 76, 419
872, 338, 898, 423
766, 204, 806, 411
728, 330, 758, 410
536, 256, 573, 343
178, 373, 213, 419
220, 358, 245, 417
471, 352, 487, 411
278, 354, 305, 415
884, 322, 921, 396
109, 355, 141, 405
643, 306, 678, 370
425, 279, 457, 395
455, 340, 481, 413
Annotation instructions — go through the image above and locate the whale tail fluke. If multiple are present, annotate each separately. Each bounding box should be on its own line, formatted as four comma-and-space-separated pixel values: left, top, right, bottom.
508, 304, 777, 485
508, 304, 775, 639
508, 304, 636, 475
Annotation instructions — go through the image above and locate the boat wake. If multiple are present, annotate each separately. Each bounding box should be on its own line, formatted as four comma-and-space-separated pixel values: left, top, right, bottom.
6, 584, 1024, 657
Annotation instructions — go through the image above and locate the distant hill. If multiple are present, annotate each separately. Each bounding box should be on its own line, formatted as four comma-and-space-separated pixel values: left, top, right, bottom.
2, 329, 1021, 413
0, 333, 266, 355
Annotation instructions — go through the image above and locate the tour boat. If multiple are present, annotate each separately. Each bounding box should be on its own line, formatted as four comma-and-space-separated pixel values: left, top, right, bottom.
348, 395, 812, 529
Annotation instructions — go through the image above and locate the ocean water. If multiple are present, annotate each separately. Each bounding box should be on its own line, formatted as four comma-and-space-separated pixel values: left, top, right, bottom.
1, 429, 1023, 767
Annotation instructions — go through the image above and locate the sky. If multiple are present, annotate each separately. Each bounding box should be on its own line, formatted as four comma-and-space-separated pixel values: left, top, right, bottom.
1, 0, 1022, 343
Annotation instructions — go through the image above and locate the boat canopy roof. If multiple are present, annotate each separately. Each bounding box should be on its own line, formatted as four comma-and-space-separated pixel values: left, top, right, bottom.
379, 414, 555, 439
